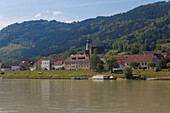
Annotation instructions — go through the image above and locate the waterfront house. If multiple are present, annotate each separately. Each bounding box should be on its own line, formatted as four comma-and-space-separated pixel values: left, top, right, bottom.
11, 61, 20, 71
19, 59, 39, 70
41, 56, 65, 70
52, 61, 64, 70
125, 54, 159, 69
1, 63, 12, 71
114, 56, 128, 70
41, 59, 50, 70
63, 54, 90, 70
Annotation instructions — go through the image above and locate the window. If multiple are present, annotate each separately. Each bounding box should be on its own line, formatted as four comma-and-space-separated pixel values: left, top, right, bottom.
72, 62, 75, 64
72, 57, 76, 60
78, 57, 85, 59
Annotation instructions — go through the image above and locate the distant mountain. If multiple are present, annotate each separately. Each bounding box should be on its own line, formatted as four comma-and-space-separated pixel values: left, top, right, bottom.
0, 1, 169, 62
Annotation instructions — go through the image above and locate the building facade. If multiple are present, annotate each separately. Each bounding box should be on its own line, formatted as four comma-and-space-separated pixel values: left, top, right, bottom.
125, 54, 159, 69
63, 55, 90, 70
52, 61, 63, 70
41, 59, 50, 70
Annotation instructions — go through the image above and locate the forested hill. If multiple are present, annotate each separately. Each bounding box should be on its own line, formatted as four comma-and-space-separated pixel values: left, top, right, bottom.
0, 1, 169, 62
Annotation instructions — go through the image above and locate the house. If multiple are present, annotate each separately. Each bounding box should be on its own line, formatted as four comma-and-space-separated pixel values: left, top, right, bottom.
19, 61, 29, 70
19, 59, 39, 70
34, 60, 42, 70
1, 63, 12, 71
125, 54, 159, 69
41, 59, 50, 70
41, 56, 66, 70
42, 56, 65, 65
115, 56, 128, 70
63, 54, 90, 70
11, 61, 20, 71
52, 61, 63, 70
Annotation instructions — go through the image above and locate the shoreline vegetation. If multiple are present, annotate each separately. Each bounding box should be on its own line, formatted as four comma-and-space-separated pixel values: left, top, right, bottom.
0, 69, 170, 80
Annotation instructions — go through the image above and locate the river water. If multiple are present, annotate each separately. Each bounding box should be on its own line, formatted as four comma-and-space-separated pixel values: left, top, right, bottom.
0, 79, 170, 113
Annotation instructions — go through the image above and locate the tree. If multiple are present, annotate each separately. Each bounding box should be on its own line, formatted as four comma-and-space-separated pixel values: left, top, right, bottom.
166, 62, 170, 68
90, 49, 100, 70
147, 62, 156, 69
104, 51, 119, 73
131, 44, 139, 54
97, 63, 104, 72
124, 66, 132, 79
159, 57, 170, 69
130, 62, 139, 69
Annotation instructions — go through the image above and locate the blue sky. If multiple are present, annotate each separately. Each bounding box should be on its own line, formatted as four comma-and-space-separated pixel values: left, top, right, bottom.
0, 0, 168, 29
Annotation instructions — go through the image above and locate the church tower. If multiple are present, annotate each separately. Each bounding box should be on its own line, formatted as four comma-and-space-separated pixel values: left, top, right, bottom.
85, 39, 90, 56
86, 39, 90, 51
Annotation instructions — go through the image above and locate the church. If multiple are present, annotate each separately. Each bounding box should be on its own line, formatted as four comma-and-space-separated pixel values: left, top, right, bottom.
63, 39, 105, 70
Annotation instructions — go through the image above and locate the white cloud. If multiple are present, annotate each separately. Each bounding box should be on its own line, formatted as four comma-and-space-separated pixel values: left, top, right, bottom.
0, 16, 15, 30
34, 13, 41, 18
46, 10, 50, 13
65, 20, 74, 23
0, 16, 5, 19
53, 11, 62, 16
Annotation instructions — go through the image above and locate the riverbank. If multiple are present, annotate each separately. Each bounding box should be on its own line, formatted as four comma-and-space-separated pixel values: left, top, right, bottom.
0, 69, 169, 80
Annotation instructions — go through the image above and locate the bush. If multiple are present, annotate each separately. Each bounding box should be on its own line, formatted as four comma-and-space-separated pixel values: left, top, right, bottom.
124, 66, 132, 79
114, 70, 123, 74
155, 67, 162, 72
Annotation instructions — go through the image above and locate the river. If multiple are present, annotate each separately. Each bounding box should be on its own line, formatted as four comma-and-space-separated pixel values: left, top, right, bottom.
0, 79, 170, 113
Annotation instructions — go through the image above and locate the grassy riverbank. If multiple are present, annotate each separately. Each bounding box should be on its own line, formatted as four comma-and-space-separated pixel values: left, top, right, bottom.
0, 70, 108, 79
0, 69, 169, 79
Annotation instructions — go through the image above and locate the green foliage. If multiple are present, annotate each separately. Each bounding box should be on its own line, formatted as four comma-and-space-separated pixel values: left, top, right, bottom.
131, 44, 139, 54
156, 67, 162, 72
147, 62, 156, 68
0, 1, 169, 62
124, 66, 133, 79
104, 51, 118, 73
130, 62, 139, 68
166, 62, 170, 68
90, 49, 101, 70
159, 57, 170, 69
97, 63, 104, 72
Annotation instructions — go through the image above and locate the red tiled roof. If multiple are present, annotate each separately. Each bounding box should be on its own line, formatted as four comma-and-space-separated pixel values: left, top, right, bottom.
43, 56, 65, 62
116, 56, 128, 66
22, 59, 39, 63
64, 54, 90, 62
125, 54, 155, 63
1, 63, 12, 68
117, 56, 128, 61
12, 61, 20, 66
54, 61, 63, 65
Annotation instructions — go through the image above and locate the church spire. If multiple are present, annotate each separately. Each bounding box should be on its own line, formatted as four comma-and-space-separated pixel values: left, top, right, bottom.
86, 39, 90, 51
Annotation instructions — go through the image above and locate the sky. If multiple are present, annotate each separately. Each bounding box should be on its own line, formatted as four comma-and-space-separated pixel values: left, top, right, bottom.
0, 0, 168, 29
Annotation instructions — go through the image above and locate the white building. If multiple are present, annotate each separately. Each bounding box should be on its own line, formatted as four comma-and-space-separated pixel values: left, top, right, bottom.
41, 59, 50, 70
125, 54, 159, 69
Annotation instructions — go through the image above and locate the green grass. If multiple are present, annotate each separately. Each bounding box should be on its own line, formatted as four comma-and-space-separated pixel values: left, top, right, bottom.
132, 69, 170, 78
0, 70, 108, 79
0, 69, 169, 79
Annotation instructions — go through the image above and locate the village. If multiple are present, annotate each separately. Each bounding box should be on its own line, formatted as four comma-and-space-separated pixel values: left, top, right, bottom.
0, 39, 169, 72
